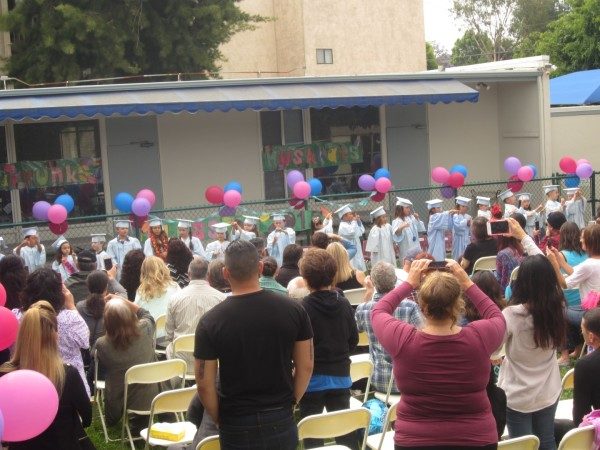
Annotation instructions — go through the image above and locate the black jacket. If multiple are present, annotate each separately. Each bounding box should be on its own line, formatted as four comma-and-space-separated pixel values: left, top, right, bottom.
301, 290, 358, 377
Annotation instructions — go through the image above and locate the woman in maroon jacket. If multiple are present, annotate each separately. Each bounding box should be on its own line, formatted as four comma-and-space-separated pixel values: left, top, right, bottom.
372, 259, 506, 449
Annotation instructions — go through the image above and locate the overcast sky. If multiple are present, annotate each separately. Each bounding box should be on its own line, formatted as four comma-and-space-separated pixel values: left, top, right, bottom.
423, 0, 463, 53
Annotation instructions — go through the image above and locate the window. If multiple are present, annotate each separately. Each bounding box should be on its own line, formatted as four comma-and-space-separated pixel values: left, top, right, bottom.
13, 120, 106, 220
316, 48, 333, 64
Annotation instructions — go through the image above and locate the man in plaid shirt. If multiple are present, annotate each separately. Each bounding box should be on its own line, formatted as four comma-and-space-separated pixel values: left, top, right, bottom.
355, 261, 423, 393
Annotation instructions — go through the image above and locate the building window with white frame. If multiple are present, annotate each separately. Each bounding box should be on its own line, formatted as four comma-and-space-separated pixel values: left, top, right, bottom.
316, 48, 333, 64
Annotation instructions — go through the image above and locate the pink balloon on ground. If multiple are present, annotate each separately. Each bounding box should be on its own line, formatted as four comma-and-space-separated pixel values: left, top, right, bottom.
292, 181, 311, 199
0, 370, 59, 442
374, 177, 392, 193
223, 190, 242, 208
136, 189, 156, 206
517, 165, 534, 182
0, 306, 18, 350
0, 283, 6, 307
131, 197, 151, 217
503, 157, 521, 175
46, 204, 67, 225
447, 172, 465, 189
559, 156, 577, 174
576, 163, 593, 179
431, 167, 450, 184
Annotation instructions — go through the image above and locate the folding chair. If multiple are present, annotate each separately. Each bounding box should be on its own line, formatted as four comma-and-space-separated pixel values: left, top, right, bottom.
498, 435, 540, 449
140, 387, 197, 450
94, 349, 119, 443
172, 334, 196, 382
122, 358, 187, 450
297, 408, 371, 450
197, 435, 221, 450
557, 425, 594, 450
365, 401, 398, 450
350, 332, 371, 364
343, 288, 368, 306
374, 374, 400, 406
155, 314, 167, 357
349, 359, 374, 409
555, 368, 575, 420
472, 256, 497, 273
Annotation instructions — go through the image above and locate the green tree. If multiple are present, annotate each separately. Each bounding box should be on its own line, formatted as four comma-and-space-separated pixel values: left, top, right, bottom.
426, 42, 438, 69
0, 0, 265, 84
451, 30, 495, 66
512, 0, 569, 56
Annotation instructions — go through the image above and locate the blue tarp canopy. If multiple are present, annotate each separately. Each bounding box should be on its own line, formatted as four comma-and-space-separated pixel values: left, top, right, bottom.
0, 78, 478, 121
550, 69, 600, 106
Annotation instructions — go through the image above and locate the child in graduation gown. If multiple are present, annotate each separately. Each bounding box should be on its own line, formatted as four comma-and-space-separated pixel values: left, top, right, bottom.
366, 206, 396, 266
205, 222, 231, 261
391, 197, 424, 264
106, 219, 142, 280
476, 196, 492, 220
499, 189, 518, 218
266, 214, 296, 267
564, 187, 587, 229
451, 196, 472, 262
91, 234, 111, 271
231, 216, 259, 241
426, 198, 456, 262
143, 217, 169, 260
51, 236, 78, 282
176, 219, 207, 258
517, 193, 543, 238
335, 204, 366, 271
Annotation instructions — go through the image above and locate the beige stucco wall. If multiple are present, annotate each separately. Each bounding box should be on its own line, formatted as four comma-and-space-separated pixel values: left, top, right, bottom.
157, 110, 263, 207
551, 107, 600, 169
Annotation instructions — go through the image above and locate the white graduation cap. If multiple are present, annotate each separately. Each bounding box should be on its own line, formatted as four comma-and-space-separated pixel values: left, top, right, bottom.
455, 196, 471, 207
22, 227, 38, 238
113, 219, 133, 229
51, 235, 68, 251
518, 193, 531, 201
498, 189, 515, 201
176, 219, 194, 229
543, 185, 559, 195
425, 199, 443, 210
146, 217, 163, 227
244, 215, 260, 225
271, 213, 286, 222
564, 188, 579, 196
91, 233, 106, 243
211, 222, 231, 234
334, 204, 353, 219
370, 206, 386, 219
476, 196, 491, 206
396, 197, 413, 207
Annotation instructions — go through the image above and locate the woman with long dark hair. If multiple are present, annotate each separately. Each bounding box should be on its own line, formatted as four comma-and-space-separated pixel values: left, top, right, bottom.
0, 254, 28, 310
119, 249, 145, 301
499, 254, 567, 449
76, 270, 110, 348
165, 238, 193, 288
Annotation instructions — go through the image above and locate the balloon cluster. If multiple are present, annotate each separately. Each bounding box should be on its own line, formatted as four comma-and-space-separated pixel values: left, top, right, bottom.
357, 168, 392, 202
431, 165, 468, 198
503, 157, 538, 182
204, 181, 243, 211
284, 171, 323, 209
32, 193, 75, 235
559, 156, 593, 188
114, 188, 157, 217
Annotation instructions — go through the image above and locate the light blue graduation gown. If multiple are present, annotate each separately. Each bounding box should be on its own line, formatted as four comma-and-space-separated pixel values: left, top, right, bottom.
365, 223, 396, 267
565, 197, 586, 229
427, 212, 452, 262
14, 245, 46, 273
392, 216, 425, 264
107, 236, 142, 280
338, 220, 366, 271
266, 228, 296, 267
452, 213, 471, 261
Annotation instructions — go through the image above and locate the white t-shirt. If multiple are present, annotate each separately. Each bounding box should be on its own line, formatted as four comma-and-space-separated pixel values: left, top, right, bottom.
565, 258, 600, 300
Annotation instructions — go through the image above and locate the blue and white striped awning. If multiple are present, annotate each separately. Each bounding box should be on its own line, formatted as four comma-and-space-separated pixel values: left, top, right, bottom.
0, 78, 478, 121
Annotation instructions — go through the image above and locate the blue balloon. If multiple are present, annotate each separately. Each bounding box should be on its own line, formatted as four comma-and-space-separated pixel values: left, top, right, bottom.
54, 194, 75, 213
114, 192, 134, 213
564, 175, 580, 188
224, 181, 243, 194
450, 164, 468, 178
527, 164, 538, 178
308, 178, 323, 196
374, 168, 391, 180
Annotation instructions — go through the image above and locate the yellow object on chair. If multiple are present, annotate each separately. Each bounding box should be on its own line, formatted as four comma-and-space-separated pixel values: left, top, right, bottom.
149, 423, 186, 442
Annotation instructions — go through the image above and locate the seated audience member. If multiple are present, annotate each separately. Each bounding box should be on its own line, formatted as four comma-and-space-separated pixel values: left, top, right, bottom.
311, 231, 330, 250
134, 255, 181, 322
0, 301, 92, 450
165, 238, 193, 288
461, 217, 498, 274
76, 270, 112, 349
299, 248, 359, 448
18, 268, 91, 395
287, 276, 310, 300
496, 213, 528, 291
95, 298, 157, 430
327, 242, 365, 290
65, 250, 126, 303
249, 237, 267, 257
165, 257, 225, 368
355, 261, 422, 393
463, 271, 506, 324
539, 211, 567, 253
275, 244, 303, 287
259, 256, 288, 294
207, 259, 231, 294
0, 254, 28, 310
573, 307, 600, 425
119, 249, 145, 301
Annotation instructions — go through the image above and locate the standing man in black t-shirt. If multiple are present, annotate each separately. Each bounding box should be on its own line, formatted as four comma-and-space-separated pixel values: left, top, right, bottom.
194, 240, 314, 450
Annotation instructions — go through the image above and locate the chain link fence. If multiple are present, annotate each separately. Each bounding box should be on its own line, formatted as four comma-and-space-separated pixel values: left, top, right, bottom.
0, 173, 597, 258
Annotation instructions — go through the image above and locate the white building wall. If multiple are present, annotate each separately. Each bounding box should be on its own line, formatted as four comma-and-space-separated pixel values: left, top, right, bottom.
157, 110, 263, 208
551, 107, 600, 170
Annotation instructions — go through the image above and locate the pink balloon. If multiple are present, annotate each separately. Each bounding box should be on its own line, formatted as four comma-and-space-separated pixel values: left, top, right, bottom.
0, 306, 18, 350
431, 167, 450, 184
136, 188, 156, 207
223, 190, 242, 208
0, 283, 5, 307
46, 204, 67, 225
517, 165, 534, 182
131, 197, 151, 217
0, 370, 59, 442
507, 175, 524, 193
576, 163, 593, 179
374, 177, 392, 193
448, 172, 465, 189
559, 157, 577, 174
293, 181, 311, 199
204, 185, 224, 205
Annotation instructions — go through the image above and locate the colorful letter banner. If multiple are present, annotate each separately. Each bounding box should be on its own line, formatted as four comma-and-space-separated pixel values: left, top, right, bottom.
262, 141, 363, 171
0, 157, 102, 190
